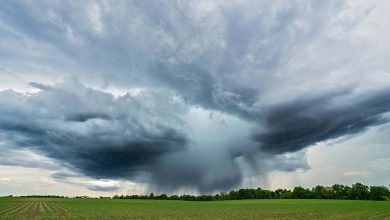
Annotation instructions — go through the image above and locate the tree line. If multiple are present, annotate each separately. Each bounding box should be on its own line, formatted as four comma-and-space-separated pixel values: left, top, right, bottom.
19, 195, 67, 198
113, 183, 390, 201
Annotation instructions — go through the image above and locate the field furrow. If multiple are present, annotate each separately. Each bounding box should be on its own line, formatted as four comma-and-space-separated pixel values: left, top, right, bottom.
0, 202, 25, 214
50, 201, 73, 212
38, 200, 44, 213
0, 202, 20, 212
13, 201, 34, 219
25, 201, 39, 219
46, 201, 71, 219
42, 201, 52, 213
0, 201, 31, 216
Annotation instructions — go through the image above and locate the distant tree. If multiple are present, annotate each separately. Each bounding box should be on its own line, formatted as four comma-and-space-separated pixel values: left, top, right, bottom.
332, 184, 349, 199
281, 190, 293, 199
110, 183, 388, 201
369, 186, 390, 200
218, 192, 228, 200
156, 194, 168, 200
198, 195, 214, 201
322, 187, 334, 199
273, 189, 283, 199
312, 185, 333, 199
238, 189, 255, 199
254, 188, 264, 199
292, 187, 312, 199
170, 195, 179, 200
262, 190, 273, 199
274, 189, 292, 199
228, 190, 238, 200
181, 195, 196, 201
348, 183, 369, 200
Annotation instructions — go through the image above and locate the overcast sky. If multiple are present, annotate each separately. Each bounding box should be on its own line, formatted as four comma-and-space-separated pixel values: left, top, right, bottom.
0, 0, 390, 196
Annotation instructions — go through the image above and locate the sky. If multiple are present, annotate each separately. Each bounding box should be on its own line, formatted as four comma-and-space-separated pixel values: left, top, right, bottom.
0, 0, 389, 196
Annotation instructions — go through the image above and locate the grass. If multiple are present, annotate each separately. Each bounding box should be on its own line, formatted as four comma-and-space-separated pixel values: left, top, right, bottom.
0, 197, 389, 219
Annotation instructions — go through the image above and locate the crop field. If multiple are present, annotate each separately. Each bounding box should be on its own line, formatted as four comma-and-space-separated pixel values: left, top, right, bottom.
0, 198, 389, 219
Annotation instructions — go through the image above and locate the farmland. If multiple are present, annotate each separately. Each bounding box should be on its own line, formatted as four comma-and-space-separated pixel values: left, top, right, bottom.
0, 197, 389, 219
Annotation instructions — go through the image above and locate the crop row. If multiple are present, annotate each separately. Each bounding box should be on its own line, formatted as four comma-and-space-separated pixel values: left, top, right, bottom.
0, 200, 72, 219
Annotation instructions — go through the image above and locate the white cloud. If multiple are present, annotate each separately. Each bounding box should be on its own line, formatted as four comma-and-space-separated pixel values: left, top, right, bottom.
87, 2, 104, 33
343, 171, 370, 177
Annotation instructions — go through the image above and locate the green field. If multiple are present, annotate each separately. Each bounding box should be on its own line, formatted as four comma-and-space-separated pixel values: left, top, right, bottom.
0, 197, 389, 219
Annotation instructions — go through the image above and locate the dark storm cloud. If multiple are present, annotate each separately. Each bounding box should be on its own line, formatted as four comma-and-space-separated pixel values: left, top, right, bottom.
0, 0, 344, 90
254, 89, 390, 154
65, 113, 111, 122
0, 79, 311, 193
0, 80, 188, 181
142, 0, 344, 119
151, 150, 243, 193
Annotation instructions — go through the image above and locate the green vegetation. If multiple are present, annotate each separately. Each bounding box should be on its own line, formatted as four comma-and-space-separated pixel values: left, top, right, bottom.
113, 183, 390, 201
0, 197, 389, 219
1, 183, 389, 219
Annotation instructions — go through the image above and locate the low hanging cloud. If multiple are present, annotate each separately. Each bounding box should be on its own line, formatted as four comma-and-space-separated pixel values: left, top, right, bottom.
51, 172, 123, 192
254, 89, 390, 154
0, 80, 311, 193
0, 79, 188, 181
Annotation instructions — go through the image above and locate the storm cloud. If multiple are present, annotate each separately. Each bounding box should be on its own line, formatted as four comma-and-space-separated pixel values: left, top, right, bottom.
1, 0, 390, 193
255, 89, 390, 154
0, 79, 312, 192
0, 79, 188, 180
